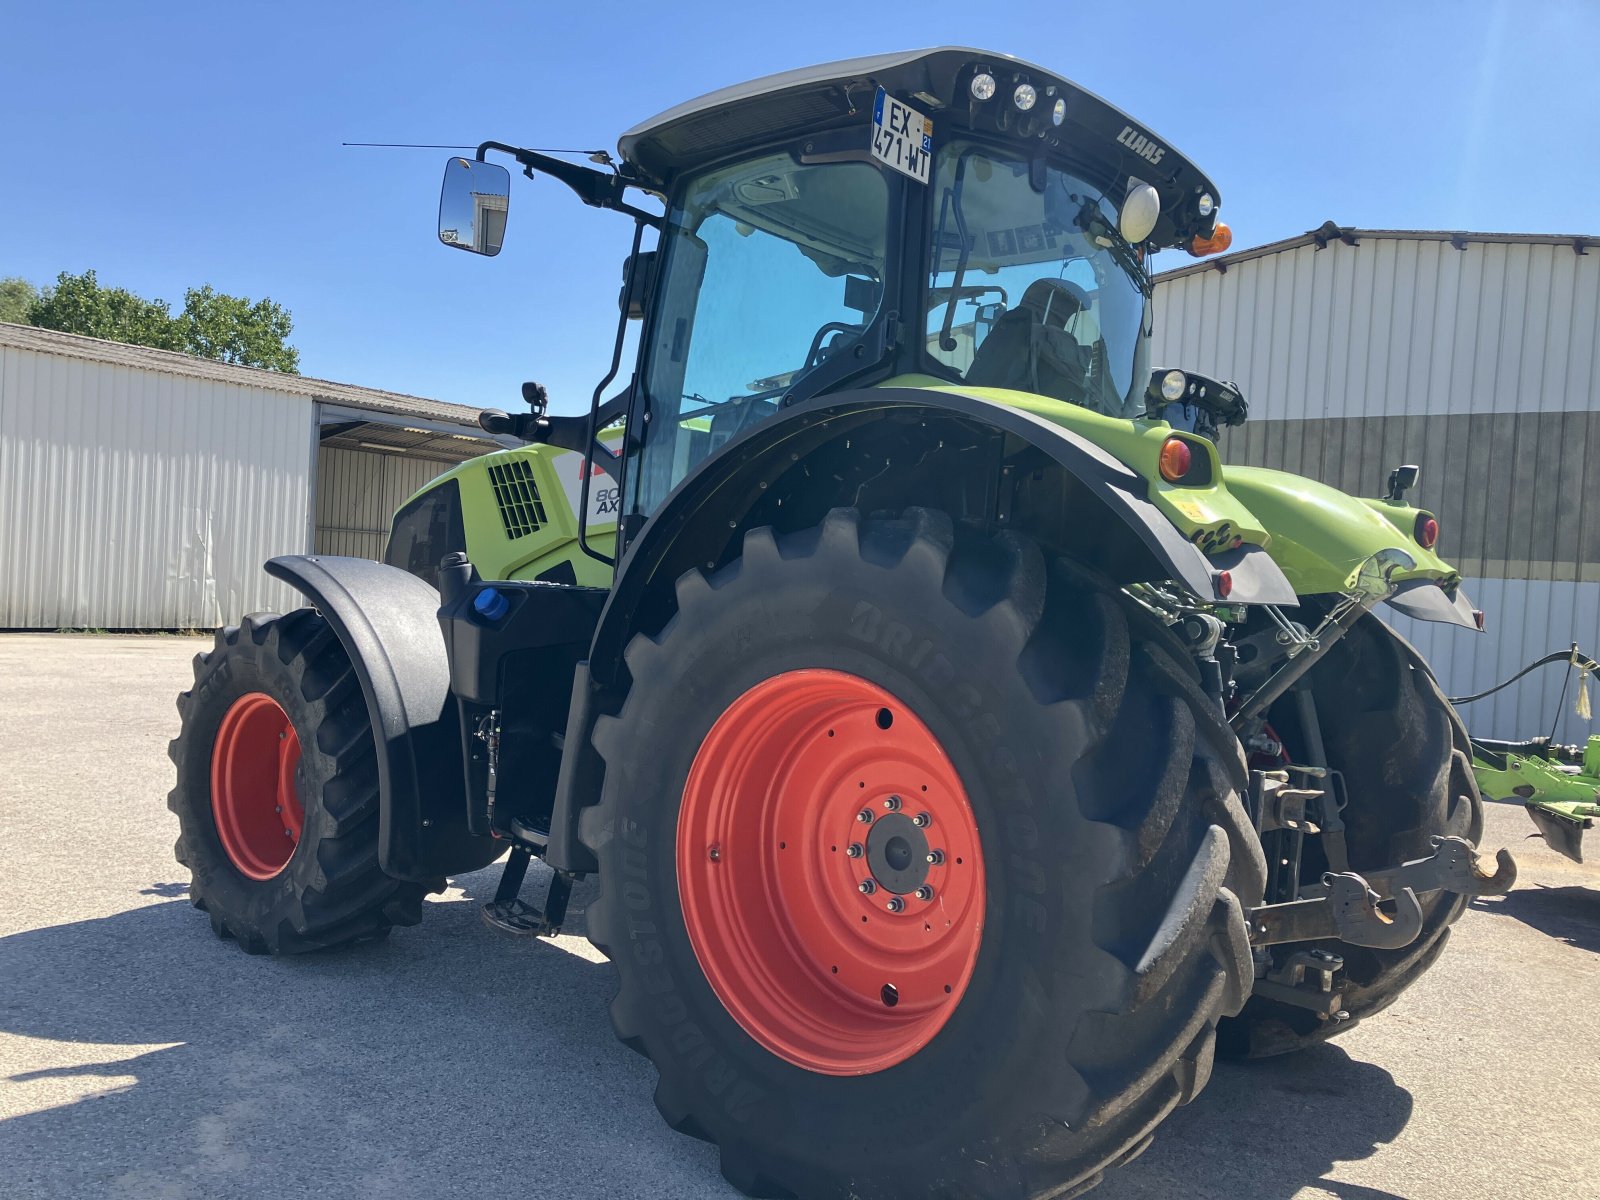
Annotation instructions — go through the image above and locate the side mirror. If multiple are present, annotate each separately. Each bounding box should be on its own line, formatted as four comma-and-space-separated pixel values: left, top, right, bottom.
972, 302, 1004, 349
618, 249, 657, 319
438, 157, 510, 256
1385, 464, 1421, 502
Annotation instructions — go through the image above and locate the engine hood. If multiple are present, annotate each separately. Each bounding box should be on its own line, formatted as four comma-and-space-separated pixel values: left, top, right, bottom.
1224, 465, 1480, 629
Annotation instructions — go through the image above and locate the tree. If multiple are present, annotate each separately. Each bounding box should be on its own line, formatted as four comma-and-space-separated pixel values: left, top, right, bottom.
177, 285, 299, 373
20, 269, 300, 373
0, 276, 40, 325
28, 270, 183, 351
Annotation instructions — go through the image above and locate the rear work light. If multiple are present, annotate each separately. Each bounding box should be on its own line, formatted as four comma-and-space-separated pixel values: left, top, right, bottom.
1159, 437, 1193, 483
1415, 513, 1439, 549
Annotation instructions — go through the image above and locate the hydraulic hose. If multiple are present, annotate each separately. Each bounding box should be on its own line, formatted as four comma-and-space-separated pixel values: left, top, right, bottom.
1447, 644, 1598, 705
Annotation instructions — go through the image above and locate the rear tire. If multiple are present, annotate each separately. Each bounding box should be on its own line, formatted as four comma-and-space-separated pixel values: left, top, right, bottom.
168, 611, 430, 954
1218, 613, 1483, 1057
581, 509, 1264, 1199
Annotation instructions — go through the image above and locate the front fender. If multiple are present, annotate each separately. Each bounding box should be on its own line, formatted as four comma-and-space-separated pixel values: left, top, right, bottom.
265, 555, 501, 881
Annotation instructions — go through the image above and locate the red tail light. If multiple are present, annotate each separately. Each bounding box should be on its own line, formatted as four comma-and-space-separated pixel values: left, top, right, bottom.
1216, 570, 1233, 598
1159, 437, 1193, 483
1415, 514, 1439, 549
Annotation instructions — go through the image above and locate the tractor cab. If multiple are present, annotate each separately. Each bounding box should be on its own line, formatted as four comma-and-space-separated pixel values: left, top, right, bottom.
441, 48, 1232, 541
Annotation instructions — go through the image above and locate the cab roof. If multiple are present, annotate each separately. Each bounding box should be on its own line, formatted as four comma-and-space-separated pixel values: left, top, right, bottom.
618, 47, 1222, 249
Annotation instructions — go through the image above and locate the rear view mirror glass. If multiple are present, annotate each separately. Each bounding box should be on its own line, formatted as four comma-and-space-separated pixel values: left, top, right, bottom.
438, 157, 510, 255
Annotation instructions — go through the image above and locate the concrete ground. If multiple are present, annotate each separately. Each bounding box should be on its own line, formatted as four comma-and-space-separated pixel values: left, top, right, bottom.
0, 632, 1594, 1200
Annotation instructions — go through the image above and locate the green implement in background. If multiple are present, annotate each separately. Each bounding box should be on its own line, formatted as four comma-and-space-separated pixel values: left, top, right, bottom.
1471, 735, 1598, 863
1461, 646, 1600, 864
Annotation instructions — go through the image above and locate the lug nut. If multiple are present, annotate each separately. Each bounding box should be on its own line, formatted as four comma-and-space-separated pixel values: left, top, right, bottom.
883, 795, 902, 811
858, 879, 877, 895
857, 809, 874, 824
913, 812, 932, 828
914, 885, 934, 901
886, 897, 905, 913
708, 845, 721, 862
846, 843, 864, 859
926, 849, 944, 865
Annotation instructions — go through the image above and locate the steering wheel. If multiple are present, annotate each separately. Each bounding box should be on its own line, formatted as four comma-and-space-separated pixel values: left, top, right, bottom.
803, 321, 862, 369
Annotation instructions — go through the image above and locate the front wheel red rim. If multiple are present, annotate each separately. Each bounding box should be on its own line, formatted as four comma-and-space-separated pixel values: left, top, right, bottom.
210, 692, 304, 880
677, 669, 985, 1075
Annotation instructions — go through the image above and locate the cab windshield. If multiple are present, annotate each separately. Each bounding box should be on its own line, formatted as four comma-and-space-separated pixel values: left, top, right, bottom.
924, 141, 1150, 418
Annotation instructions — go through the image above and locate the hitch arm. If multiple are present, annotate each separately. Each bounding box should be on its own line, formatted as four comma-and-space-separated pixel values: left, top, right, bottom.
1298, 836, 1517, 903
1246, 836, 1518, 951
1248, 872, 1425, 949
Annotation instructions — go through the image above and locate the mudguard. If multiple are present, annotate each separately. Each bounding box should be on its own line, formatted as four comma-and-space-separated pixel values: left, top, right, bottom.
1387, 577, 1481, 631
588, 387, 1293, 694
265, 554, 500, 882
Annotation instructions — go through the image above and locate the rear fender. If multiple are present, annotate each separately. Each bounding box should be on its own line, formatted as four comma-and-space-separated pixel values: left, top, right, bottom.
265, 555, 500, 882
594, 389, 1291, 690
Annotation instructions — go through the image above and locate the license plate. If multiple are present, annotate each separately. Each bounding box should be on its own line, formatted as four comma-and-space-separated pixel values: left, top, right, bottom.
870, 88, 932, 184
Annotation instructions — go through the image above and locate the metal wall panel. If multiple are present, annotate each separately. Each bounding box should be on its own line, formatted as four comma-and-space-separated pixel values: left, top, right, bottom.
1389, 578, 1600, 745
1153, 234, 1600, 741
0, 342, 311, 628
1155, 237, 1600, 420
314, 446, 451, 562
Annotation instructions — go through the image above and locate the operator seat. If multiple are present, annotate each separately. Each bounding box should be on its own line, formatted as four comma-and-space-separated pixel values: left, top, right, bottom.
966, 277, 1094, 406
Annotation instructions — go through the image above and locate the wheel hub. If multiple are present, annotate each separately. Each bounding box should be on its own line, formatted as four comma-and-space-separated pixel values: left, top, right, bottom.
864, 811, 930, 894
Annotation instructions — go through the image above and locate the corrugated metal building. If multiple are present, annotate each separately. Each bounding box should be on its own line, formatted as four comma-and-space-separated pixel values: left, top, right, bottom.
0, 324, 497, 629
1153, 225, 1600, 740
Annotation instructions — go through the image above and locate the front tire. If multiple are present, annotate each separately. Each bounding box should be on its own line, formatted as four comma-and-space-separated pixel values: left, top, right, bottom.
581, 509, 1264, 1199
168, 611, 430, 953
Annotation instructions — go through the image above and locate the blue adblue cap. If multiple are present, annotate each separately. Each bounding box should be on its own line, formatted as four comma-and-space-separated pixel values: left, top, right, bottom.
473, 587, 511, 622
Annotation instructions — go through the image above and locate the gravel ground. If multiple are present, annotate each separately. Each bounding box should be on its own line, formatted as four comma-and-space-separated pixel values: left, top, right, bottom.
1, 632, 1595, 1200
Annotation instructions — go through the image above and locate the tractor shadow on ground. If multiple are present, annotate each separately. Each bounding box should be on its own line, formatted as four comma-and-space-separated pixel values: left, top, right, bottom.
3, 867, 1411, 1200
1470, 884, 1600, 954
1097, 1043, 1413, 1200
0, 866, 732, 1200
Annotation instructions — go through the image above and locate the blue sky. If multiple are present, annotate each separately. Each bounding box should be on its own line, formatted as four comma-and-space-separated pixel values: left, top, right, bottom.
3, 1, 1595, 414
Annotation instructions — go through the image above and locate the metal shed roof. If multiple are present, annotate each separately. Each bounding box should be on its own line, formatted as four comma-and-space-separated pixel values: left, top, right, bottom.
0, 321, 488, 430
1155, 221, 1598, 283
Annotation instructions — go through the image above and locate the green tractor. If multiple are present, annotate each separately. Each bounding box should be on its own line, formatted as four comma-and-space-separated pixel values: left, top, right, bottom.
168, 49, 1517, 1199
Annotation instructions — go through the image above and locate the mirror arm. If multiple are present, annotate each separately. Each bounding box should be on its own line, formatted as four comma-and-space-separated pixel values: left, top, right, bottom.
478, 390, 628, 463
476, 141, 661, 227
531, 390, 627, 462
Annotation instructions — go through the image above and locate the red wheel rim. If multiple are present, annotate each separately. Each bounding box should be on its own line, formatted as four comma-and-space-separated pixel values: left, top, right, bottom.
210, 692, 304, 880
678, 669, 985, 1075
